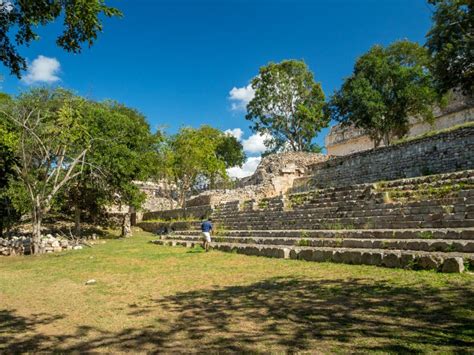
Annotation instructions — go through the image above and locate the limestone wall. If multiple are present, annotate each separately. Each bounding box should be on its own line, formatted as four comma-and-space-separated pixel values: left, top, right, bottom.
142, 204, 212, 221
183, 152, 329, 208
326, 94, 474, 156
293, 126, 474, 191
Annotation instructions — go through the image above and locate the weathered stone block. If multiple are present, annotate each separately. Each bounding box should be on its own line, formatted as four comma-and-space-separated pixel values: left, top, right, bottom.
442, 257, 465, 273
298, 249, 315, 261
289, 249, 299, 259
331, 250, 344, 263
400, 254, 416, 269
382, 252, 401, 268
416, 255, 443, 270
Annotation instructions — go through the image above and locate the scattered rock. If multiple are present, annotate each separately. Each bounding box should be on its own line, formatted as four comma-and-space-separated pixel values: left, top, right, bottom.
85, 279, 97, 285
1, 233, 96, 257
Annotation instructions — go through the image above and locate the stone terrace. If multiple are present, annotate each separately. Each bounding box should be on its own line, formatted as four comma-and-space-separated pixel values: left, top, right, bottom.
141, 127, 474, 273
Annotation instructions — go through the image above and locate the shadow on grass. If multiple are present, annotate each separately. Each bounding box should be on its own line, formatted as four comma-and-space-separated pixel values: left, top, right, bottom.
1, 277, 473, 352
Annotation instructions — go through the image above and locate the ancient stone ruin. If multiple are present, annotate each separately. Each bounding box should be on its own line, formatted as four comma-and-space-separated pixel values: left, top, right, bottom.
0, 234, 73, 256
326, 91, 474, 156
140, 125, 474, 273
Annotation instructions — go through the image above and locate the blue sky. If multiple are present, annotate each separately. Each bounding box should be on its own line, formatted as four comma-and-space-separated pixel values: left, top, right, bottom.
0, 0, 434, 176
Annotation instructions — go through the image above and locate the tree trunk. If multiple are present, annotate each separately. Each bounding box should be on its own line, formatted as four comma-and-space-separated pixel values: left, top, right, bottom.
121, 207, 132, 238
74, 204, 82, 237
31, 205, 42, 255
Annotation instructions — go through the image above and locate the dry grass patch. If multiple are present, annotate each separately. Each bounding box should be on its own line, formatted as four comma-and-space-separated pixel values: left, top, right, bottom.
1, 230, 473, 353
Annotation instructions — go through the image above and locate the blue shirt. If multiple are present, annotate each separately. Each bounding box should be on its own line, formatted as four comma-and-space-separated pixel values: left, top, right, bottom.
201, 220, 213, 232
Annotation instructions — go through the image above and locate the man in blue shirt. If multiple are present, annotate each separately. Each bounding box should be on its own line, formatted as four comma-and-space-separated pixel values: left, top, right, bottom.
201, 218, 213, 252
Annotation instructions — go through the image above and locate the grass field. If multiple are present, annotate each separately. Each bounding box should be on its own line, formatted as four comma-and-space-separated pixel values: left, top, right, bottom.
1, 230, 473, 353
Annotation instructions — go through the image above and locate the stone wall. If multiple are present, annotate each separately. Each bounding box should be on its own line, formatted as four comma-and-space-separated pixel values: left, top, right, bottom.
326, 93, 474, 156
293, 126, 474, 191
142, 204, 213, 221
0, 234, 73, 256
184, 152, 328, 208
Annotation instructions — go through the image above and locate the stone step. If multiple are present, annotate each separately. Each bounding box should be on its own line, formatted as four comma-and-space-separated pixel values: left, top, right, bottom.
377, 170, 474, 189
176, 228, 474, 240
151, 239, 472, 273
214, 198, 474, 217
215, 203, 474, 216
217, 216, 474, 230
292, 170, 474, 194
164, 234, 474, 253
286, 184, 474, 206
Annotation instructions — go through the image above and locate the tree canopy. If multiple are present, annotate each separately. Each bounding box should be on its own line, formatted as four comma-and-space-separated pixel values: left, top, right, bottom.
426, 0, 473, 96
0, 88, 163, 248
0, 0, 121, 77
327, 40, 439, 146
160, 126, 245, 207
246, 60, 328, 153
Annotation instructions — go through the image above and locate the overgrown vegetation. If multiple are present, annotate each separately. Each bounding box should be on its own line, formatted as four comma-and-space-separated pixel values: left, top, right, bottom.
327, 41, 439, 147
246, 60, 328, 154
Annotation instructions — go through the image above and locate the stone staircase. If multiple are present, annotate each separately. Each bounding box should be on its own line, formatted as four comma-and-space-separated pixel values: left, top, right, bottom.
147, 170, 474, 273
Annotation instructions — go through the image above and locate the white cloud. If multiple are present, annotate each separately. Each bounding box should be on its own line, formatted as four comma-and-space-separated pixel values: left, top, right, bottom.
23, 55, 61, 85
0, 1, 13, 13
242, 132, 271, 154
229, 84, 255, 111
227, 156, 261, 179
224, 128, 244, 141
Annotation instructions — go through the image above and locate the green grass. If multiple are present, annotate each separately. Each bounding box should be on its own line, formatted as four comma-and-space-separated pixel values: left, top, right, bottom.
1, 230, 473, 353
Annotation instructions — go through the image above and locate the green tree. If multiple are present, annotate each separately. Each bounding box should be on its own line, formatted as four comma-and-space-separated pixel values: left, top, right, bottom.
0, 93, 20, 236
246, 60, 328, 153
0, 0, 121, 77
426, 0, 473, 96
163, 126, 245, 207
67, 100, 161, 238
0, 89, 91, 253
327, 41, 439, 147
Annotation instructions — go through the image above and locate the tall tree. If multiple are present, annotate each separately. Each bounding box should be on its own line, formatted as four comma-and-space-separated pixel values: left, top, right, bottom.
246, 60, 328, 153
163, 126, 245, 207
327, 41, 438, 147
0, 93, 20, 236
0, 0, 121, 77
0, 89, 90, 253
68, 100, 161, 238
426, 0, 473, 96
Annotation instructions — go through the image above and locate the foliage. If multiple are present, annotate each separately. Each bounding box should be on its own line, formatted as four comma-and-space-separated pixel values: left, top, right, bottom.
0, 0, 121, 77
0, 88, 161, 244
0, 88, 92, 251
246, 60, 328, 153
0, 96, 21, 234
426, 0, 473, 96
327, 41, 439, 146
64, 99, 161, 236
159, 125, 245, 206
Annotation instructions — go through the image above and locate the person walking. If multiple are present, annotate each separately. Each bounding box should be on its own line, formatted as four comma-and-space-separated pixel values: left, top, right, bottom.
201, 218, 213, 252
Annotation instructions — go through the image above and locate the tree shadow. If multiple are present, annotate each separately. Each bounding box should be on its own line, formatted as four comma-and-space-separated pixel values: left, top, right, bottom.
1, 277, 473, 352
0, 310, 64, 352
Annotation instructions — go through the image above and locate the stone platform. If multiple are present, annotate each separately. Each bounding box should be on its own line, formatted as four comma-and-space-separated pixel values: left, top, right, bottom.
143, 170, 474, 273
